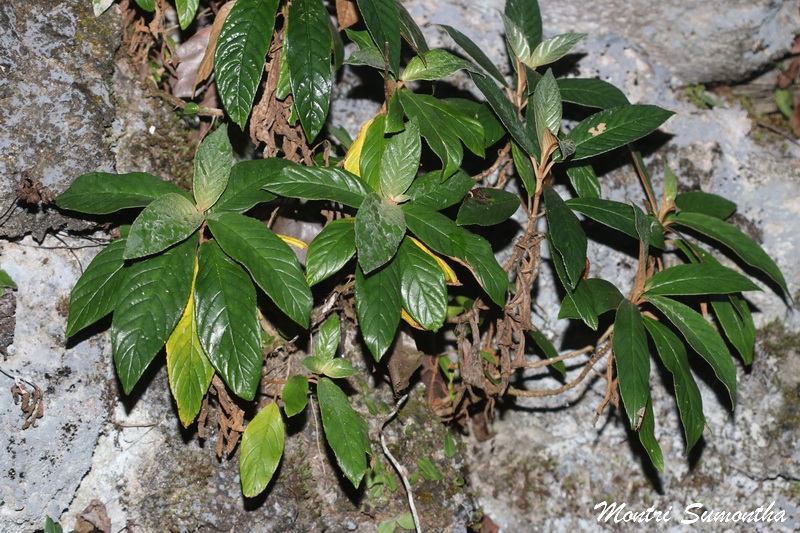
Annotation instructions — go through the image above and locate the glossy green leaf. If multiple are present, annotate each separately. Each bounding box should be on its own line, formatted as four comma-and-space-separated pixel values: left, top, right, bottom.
564, 105, 675, 161
643, 317, 705, 452
557, 78, 629, 109
549, 237, 597, 330
644, 263, 760, 297
566, 197, 637, 239
240, 402, 284, 497
302, 355, 357, 378
195, 241, 263, 400
266, 163, 370, 207
0, 269, 16, 290
124, 193, 203, 260
355, 192, 406, 274
355, 260, 402, 360
286, 0, 333, 141
276, 48, 292, 100
395, 0, 429, 55
134, 0, 155, 11
526, 33, 587, 69
501, 13, 531, 65
175, 0, 200, 30
527, 328, 566, 376
166, 270, 214, 427
112, 234, 197, 394
448, 99, 505, 148
402, 49, 478, 81
613, 299, 651, 429
385, 91, 405, 134
644, 294, 736, 405
668, 211, 787, 291
406, 170, 474, 211
356, 0, 401, 75
456, 188, 520, 226
397, 238, 447, 331
637, 400, 664, 472
315, 313, 341, 360
403, 204, 507, 306
44, 516, 63, 533
208, 213, 312, 328
56, 172, 190, 215
210, 159, 286, 215
675, 191, 737, 220
359, 114, 388, 191
718, 293, 755, 365
306, 218, 356, 286
380, 119, 421, 200
504, 0, 542, 47
215, 0, 280, 128
471, 73, 540, 161
532, 69, 561, 148
317, 377, 370, 487
439, 24, 507, 86
282, 375, 309, 417
511, 142, 536, 196
557, 278, 624, 320
565, 164, 601, 199
543, 185, 586, 289
66, 238, 127, 337
193, 125, 233, 212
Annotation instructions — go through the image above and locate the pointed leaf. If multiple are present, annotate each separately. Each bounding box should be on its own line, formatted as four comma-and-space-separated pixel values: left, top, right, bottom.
304, 357, 357, 379
214, 0, 280, 127
549, 237, 598, 330
543, 185, 586, 289
208, 213, 313, 328
557, 278, 624, 320
124, 193, 203, 260
380, 119, 421, 200
719, 293, 755, 365
209, 159, 286, 215
195, 241, 263, 400
439, 24, 507, 86
112, 234, 197, 394
613, 299, 651, 430
359, 114, 387, 191
240, 402, 284, 497
644, 263, 760, 297
355, 261, 402, 360
135, 0, 155, 10
637, 400, 664, 472
395, 0, 428, 54
643, 316, 705, 452
406, 170, 474, 211
527, 328, 566, 376
56, 172, 191, 215
282, 375, 309, 417
0, 270, 16, 290
315, 313, 341, 360
403, 204, 507, 306
504, 0, 542, 47
500, 13, 532, 65
267, 163, 371, 207
565, 164, 601, 199
675, 192, 736, 220
397, 238, 447, 331
511, 142, 536, 196
166, 262, 214, 427
306, 218, 356, 286
566, 197, 636, 238
356, 0, 401, 75
175, 0, 200, 29
194, 124, 233, 212
286, 0, 333, 141
557, 78, 629, 109
355, 192, 406, 274
668, 211, 787, 292
565, 105, 674, 161
456, 188, 520, 226
317, 377, 370, 487
471, 73, 540, 161
526, 33, 587, 69
66, 238, 128, 337
644, 294, 736, 405
401, 49, 478, 81
533, 69, 561, 148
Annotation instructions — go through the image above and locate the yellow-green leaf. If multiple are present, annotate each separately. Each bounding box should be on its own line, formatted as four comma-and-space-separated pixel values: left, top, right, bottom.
240, 402, 284, 497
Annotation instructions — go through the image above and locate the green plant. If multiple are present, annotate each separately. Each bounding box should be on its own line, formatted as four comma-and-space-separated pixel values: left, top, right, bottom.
62, 0, 787, 513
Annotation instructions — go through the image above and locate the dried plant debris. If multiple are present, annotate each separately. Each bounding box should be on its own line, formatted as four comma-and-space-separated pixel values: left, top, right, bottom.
10, 377, 44, 430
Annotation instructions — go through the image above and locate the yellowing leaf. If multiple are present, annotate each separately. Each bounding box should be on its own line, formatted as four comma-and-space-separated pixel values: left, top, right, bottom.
343, 116, 376, 176
166, 258, 214, 427
278, 234, 308, 250
401, 308, 423, 330
408, 236, 460, 285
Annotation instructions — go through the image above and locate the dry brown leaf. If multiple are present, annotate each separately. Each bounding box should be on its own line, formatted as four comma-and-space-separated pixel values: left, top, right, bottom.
171, 26, 213, 98
74, 499, 111, 533
336, 0, 359, 31
194, 0, 237, 96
